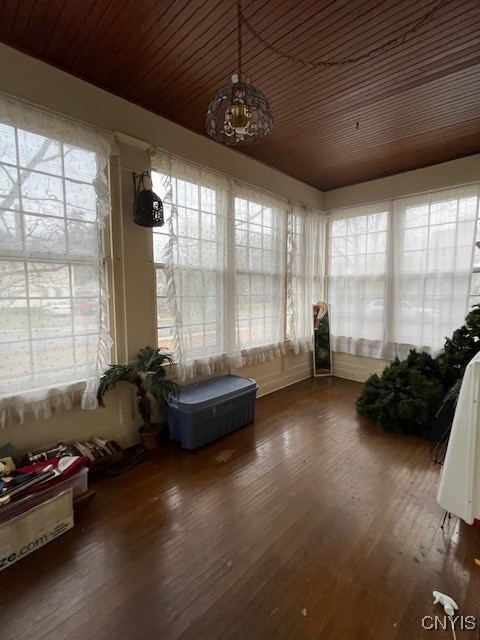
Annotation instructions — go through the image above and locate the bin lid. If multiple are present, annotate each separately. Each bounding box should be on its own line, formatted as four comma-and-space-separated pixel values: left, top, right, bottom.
168, 375, 257, 411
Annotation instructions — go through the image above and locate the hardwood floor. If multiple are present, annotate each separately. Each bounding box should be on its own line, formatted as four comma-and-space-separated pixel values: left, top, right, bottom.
3, 377, 480, 639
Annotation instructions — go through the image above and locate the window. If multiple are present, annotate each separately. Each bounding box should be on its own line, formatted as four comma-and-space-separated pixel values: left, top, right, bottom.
234, 188, 286, 357
391, 189, 478, 355
328, 186, 479, 359
0, 93, 113, 424
468, 221, 480, 309
151, 151, 325, 380
152, 170, 226, 359
328, 204, 389, 356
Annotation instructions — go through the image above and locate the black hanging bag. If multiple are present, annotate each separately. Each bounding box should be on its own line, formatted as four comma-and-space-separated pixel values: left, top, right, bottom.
133, 172, 164, 228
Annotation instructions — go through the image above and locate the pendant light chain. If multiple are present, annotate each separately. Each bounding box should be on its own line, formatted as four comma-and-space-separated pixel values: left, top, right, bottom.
239, 0, 451, 69
237, 0, 242, 74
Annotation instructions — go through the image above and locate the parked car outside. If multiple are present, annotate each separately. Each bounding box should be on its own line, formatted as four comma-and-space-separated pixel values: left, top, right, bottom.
42, 300, 99, 316
365, 299, 440, 319
42, 300, 71, 316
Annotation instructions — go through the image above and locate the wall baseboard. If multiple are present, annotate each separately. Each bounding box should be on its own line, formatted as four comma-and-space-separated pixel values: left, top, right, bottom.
332, 352, 388, 383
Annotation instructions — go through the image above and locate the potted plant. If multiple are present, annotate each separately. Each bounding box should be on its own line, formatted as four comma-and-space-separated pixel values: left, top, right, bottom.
97, 346, 180, 450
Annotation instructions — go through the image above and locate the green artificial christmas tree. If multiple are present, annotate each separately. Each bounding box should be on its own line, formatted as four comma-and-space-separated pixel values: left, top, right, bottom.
357, 305, 480, 438
437, 305, 480, 388
356, 350, 443, 437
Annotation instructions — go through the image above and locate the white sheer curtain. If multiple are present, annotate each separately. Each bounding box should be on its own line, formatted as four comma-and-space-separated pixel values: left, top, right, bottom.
151, 149, 325, 381
388, 185, 479, 359
286, 203, 324, 354
328, 202, 390, 357
152, 151, 234, 380
0, 92, 115, 426
233, 183, 287, 365
328, 185, 480, 359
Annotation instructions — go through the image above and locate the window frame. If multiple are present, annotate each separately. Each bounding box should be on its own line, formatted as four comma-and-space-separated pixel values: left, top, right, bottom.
0, 96, 113, 420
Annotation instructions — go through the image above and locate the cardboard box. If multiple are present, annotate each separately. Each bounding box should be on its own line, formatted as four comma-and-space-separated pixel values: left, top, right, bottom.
53, 466, 89, 499
0, 489, 73, 571
0, 468, 88, 525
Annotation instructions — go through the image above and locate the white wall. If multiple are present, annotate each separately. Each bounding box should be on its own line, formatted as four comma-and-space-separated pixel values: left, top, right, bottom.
324, 155, 480, 210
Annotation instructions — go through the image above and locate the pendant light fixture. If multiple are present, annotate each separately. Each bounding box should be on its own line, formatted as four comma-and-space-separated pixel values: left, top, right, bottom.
205, 0, 273, 146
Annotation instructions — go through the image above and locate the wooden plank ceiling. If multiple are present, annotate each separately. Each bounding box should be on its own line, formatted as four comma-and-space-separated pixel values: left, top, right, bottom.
1, 0, 479, 190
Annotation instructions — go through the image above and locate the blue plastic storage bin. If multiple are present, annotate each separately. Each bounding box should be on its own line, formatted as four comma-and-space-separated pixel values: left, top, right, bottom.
167, 375, 258, 449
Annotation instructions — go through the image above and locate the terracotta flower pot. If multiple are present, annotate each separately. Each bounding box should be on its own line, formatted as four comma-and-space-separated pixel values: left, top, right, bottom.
139, 425, 160, 450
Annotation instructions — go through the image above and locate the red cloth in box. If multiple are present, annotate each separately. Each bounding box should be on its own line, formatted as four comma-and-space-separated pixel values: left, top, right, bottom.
14, 456, 89, 492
